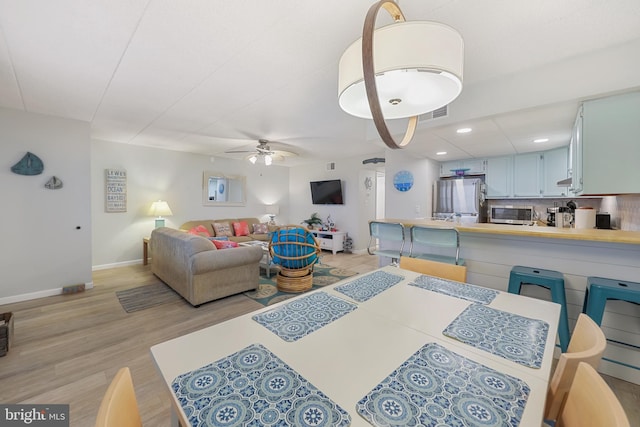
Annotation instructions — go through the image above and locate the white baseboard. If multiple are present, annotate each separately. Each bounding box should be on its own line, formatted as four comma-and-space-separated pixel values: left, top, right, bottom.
0, 281, 94, 305
92, 259, 143, 271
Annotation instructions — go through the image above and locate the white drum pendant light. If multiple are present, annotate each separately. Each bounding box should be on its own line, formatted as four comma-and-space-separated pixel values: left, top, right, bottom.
338, 1, 464, 149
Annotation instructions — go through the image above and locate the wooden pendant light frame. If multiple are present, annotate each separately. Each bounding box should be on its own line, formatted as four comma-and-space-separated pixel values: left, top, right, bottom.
362, 0, 418, 149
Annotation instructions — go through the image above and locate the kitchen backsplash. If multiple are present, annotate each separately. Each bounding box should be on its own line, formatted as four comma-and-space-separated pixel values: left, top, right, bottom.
486, 195, 640, 230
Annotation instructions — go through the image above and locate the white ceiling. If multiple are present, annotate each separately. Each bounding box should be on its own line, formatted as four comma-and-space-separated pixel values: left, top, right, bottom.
1, 1, 639, 166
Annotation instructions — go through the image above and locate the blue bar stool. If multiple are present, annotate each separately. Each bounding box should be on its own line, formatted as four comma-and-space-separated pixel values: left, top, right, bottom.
584, 276, 640, 326
508, 266, 571, 352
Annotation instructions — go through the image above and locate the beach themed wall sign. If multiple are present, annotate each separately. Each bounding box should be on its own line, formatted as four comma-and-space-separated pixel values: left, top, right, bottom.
105, 169, 127, 212
11, 152, 44, 175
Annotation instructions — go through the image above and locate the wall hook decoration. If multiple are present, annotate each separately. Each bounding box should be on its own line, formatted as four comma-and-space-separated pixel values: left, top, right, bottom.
45, 176, 63, 189
11, 152, 44, 175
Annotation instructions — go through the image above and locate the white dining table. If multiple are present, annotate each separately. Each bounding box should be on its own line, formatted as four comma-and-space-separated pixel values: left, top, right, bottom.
150, 266, 561, 427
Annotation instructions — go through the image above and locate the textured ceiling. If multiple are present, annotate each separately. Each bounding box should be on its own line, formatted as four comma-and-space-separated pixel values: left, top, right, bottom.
1, 0, 639, 166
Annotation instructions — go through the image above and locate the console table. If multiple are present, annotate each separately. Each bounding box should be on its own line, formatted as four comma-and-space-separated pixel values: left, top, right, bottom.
310, 230, 346, 254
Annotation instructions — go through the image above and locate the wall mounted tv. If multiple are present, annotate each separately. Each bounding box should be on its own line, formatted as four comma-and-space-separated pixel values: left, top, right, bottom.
310, 179, 344, 205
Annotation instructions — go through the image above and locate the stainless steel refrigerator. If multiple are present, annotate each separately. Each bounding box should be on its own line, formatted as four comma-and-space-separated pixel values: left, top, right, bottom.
433, 177, 486, 223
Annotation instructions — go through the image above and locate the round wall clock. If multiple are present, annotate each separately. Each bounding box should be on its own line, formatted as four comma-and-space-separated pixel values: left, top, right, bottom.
393, 170, 414, 192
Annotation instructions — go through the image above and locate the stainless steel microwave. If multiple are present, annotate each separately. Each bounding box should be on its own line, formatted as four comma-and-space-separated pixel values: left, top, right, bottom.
489, 205, 535, 225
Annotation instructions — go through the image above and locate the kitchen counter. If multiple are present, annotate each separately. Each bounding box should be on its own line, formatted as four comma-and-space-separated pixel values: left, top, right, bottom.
376, 217, 640, 385
381, 218, 640, 245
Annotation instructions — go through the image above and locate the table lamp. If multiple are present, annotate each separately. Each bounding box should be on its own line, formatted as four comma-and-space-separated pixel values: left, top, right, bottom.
265, 204, 279, 225
149, 200, 173, 228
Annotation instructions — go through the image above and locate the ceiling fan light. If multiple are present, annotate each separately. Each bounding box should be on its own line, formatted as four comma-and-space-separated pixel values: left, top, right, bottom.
264, 155, 273, 166
249, 155, 257, 164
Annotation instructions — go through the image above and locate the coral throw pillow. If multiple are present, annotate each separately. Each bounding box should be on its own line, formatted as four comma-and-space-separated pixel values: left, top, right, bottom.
187, 225, 211, 237
253, 222, 269, 234
212, 240, 239, 249
232, 221, 250, 236
212, 222, 233, 237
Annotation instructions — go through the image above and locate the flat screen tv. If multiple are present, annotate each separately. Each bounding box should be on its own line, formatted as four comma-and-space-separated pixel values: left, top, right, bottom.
310, 179, 344, 205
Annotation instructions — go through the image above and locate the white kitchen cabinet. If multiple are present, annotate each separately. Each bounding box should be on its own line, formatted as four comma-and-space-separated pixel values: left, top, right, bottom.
513, 153, 541, 197
542, 147, 569, 196
575, 91, 640, 195
485, 156, 513, 197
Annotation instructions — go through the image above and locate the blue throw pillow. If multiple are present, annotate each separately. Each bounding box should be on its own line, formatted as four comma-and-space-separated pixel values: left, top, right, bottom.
208, 236, 229, 241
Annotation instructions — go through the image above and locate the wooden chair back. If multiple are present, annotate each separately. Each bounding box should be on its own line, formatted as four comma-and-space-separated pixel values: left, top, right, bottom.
95, 367, 142, 427
544, 313, 607, 421
399, 256, 467, 282
556, 362, 630, 427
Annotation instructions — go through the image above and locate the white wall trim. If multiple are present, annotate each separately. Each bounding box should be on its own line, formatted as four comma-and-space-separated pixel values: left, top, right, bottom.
92, 259, 143, 271
0, 281, 94, 305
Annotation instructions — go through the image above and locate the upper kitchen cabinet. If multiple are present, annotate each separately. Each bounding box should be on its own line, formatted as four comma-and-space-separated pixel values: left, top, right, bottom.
439, 158, 486, 177
513, 153, 541, 197
486, 156, 513, 197
573, 91, 640, 195
542, 147, 569, 196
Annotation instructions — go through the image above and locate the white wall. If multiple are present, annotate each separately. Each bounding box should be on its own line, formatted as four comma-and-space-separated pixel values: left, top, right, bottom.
289, 155, 383, 251
0, 108, 92, 302
384, 149, 440, 220
91, 140, 289, 268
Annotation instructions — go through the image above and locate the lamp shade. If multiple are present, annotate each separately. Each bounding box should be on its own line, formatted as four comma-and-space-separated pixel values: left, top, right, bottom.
338, 21, 464, 119
148, 200, 173, 217
265, 204, 280, 215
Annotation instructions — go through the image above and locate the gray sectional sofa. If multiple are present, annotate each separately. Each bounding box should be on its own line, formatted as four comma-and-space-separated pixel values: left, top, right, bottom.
149, 227, 263, 306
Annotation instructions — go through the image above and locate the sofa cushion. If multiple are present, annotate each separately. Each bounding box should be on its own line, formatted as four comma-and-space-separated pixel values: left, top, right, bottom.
253, 222, 269, 234
232, 221, 250, 236
212, 240, 239, 249
213, 222, 233, 237
187, 225, 211, 237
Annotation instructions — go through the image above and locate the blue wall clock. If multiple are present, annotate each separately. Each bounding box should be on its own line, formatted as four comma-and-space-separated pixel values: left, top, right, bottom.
393, 170, 414, 192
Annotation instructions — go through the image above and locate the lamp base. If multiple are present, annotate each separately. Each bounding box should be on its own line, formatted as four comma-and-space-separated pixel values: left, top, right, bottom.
268, 215, 276, 226
155, 218, 165, 228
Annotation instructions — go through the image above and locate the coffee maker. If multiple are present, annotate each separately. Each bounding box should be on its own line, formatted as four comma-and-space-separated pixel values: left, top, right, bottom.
547, 206, 571, 227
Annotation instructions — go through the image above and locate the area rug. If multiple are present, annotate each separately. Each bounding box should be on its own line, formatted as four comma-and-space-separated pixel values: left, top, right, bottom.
116, 282, 181, 313
244, 264, 358, 306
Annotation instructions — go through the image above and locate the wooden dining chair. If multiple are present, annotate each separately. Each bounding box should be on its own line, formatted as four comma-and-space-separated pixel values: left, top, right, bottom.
553, 362, 630, 427
399, 256, 467, 282
95, 367, 143, 427
544, 313, 607, 422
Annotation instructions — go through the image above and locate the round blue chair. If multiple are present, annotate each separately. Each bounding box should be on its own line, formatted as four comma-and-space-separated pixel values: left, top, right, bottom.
269, 226, 320, 292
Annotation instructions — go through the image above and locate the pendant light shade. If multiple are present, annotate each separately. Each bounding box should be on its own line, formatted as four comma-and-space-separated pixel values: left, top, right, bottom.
338, 1, 464, 149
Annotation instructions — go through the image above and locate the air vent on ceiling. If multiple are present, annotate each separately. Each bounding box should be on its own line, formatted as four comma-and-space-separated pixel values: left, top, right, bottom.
419, 105, 448, 122
326, 162, 336, 171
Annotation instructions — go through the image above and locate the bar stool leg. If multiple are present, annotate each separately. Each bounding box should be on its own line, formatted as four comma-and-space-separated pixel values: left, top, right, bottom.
584, 286, 607, 326
550, 285, 571, 353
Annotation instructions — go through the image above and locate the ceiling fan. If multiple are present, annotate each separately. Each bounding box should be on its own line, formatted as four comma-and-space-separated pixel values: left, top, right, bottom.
224, 139, 297, 165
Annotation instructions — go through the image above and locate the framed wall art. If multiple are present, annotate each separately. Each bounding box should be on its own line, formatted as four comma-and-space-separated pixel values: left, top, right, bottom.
105, 169, 127, 212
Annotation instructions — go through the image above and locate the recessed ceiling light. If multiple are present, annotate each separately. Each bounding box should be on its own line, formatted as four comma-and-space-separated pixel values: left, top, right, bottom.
533, 138, 549, 143
436, 151, 447, 156
456, 127, 472, 134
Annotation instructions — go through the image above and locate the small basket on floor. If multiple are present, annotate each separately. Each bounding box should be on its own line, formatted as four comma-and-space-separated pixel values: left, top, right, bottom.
0, 312, 14, 357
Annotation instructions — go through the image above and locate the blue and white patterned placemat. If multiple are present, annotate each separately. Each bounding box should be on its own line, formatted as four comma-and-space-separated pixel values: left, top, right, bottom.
443, 304, 549, 368
357, 342, 530, 427
334, 270, 404, 302
410, 275, 498, 304
252, 291, 357, 342
172, 343, 351, 426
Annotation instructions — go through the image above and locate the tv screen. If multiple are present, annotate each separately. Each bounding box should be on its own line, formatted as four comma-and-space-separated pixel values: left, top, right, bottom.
310, 179, 344, 205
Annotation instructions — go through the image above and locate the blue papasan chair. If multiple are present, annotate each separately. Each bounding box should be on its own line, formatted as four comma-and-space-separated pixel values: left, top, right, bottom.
269, 226, 321, 292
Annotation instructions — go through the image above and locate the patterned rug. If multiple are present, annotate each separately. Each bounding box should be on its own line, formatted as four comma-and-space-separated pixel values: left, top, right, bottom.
244, 264, 358, 306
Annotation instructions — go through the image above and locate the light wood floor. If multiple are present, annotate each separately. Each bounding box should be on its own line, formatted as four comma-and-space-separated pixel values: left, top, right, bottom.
0, 252, 638, 426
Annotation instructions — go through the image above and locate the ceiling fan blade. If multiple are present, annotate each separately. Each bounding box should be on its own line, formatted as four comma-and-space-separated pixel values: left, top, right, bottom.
225, 149, 256, 154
